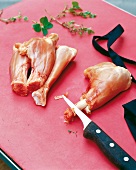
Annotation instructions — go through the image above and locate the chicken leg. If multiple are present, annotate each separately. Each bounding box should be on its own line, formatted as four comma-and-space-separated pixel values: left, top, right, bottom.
10, 33, 59, 95
26, 33, 59, 92
32, 45, 77, 106
9, 43, 31, 96
64, 62, 132, 122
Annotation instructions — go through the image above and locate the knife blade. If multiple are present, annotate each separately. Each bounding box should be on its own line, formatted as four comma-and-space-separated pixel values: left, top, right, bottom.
62, 95, 136, 170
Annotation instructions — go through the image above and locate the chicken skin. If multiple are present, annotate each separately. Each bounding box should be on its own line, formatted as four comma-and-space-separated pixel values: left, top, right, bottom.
32, 45, 77, 106
9, 44, 31, 96
64, 62, 132, 122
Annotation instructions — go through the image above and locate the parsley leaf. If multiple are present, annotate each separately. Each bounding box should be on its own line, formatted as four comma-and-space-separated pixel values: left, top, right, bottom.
41, 27, 48, 35
32, 16, 53, 36
40, 16, 48, 27
33, 23, 41, 32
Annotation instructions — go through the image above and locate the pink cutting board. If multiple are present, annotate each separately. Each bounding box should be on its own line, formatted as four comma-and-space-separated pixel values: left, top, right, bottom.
0, 0, 136, 169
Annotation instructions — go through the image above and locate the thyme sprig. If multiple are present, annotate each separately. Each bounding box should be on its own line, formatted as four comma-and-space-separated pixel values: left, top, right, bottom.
56, 1, 96, 19
0, 10, 28, 24
50, 17, 94, 36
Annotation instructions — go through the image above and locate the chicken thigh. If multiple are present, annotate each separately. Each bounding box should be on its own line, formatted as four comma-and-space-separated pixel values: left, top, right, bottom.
64, 62, 132, 122
32, 45, 77, 106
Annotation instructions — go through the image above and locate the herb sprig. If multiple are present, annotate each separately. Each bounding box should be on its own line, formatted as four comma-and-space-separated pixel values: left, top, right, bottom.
57, 1, 96, 19
50, 17, 94, 36
32, 16, 53, 36
0, 10, 28, 24
32, 1, 96, 36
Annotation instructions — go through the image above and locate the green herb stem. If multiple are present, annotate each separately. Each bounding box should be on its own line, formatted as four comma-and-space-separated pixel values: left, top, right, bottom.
0, 10, 28, 24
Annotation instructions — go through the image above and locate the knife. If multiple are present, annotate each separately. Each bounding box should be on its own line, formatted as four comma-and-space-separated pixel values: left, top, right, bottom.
0, 149, 22, 170
62, 95, 136, 170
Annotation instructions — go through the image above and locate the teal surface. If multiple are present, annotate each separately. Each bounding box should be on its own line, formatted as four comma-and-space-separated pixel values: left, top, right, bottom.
0, 149, 22, 170
0, 0, 22, 9
105, 0, 136, 15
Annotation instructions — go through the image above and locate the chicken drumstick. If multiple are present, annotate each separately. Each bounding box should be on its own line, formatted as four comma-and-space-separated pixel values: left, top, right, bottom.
26, 33, 59, 92
32, 45, 77, 106
9, 44, 31, 96
64, 62, 132, 122
10, 33, 59, 95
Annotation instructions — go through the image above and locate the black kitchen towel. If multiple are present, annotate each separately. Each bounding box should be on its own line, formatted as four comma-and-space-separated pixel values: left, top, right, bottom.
92, 24, 136, 83
123, 100, 136, 141
92, 24, 136, 140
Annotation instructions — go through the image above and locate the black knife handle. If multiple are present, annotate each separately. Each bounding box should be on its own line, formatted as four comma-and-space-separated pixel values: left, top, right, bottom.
83, 122, 136, 170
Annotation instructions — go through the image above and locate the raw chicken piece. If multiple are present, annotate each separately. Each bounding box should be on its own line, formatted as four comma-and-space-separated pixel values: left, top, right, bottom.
26, 33, 59, 92
10, 33, 59, 95
9, 44, 31, 96
64, 62, 132, 122
32, 45, 77, 106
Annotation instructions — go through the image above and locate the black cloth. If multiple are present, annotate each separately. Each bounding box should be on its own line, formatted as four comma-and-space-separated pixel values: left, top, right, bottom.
92, 24, 136, 141
123, 100, 136, 141
92, 24, 136, 82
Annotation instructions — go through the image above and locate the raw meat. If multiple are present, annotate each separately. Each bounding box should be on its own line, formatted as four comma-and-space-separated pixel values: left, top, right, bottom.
64, 62, 132, 122
21, 33, 59, 92
32, 45, 77, 106
9, 33, 59, 95
9, 43, 31, 96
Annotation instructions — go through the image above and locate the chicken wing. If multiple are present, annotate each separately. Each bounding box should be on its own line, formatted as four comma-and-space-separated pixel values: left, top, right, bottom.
9, 43, 31, 96
32, 45, 77, 106
64, 62, 132, 122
